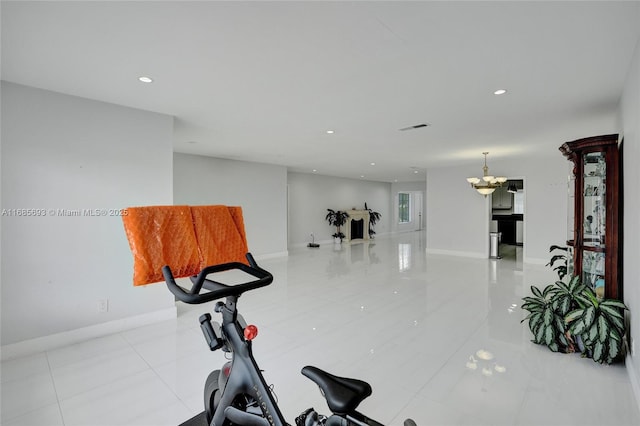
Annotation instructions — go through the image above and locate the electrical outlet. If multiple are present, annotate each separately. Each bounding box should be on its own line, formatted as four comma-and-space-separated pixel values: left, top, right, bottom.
98, 299, 109, 313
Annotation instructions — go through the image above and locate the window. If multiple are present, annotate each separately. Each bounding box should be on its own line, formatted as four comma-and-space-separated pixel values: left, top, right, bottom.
399, 192, 410, 223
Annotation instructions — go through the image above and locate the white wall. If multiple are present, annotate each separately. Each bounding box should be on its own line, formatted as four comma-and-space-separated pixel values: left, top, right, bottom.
620, 29, 640, 405
173, 153, 288, 257
1, 82, 176, 349
287, 172, 391, 246
426, 154, 569, 262
426, 164, 492, 258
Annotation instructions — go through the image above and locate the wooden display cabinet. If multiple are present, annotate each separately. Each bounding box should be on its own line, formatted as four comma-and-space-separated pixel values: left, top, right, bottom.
560, 134, 621, 300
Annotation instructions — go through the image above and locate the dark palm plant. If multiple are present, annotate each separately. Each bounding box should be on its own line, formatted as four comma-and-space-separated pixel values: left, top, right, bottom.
325, 209, 349, 240
546, 245, 569, 280
364, 202, 381, 238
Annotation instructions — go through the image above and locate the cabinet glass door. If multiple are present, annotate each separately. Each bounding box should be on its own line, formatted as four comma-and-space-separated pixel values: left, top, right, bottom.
582, 152, 606, 248
582, 250, 605, 298
567, 165, 575, 243
582, 151, 606, 298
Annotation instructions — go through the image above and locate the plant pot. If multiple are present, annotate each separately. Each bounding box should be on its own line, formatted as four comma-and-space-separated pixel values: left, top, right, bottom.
334, 237, 341, 244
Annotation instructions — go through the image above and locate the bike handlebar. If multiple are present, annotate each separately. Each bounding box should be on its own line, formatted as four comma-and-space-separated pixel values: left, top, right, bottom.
162, 253, 273, 304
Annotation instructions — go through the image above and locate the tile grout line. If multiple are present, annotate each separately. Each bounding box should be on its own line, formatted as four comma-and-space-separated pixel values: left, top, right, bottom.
45, 350, 67, 426
123, 326, 202, 417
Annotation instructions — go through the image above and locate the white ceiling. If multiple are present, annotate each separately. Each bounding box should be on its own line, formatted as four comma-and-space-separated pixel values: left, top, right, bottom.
2, 1, 639, 182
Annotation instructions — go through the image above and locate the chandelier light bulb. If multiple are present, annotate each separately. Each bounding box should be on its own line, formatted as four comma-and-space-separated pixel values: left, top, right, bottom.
466, 152, 507, 197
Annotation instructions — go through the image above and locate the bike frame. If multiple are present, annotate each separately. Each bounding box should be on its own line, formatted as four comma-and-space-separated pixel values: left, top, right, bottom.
162, 255, 407, 426
210, 295, 287, 426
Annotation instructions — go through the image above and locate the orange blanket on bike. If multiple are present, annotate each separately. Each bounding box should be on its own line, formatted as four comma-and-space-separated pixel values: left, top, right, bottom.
122, 205, 249, 286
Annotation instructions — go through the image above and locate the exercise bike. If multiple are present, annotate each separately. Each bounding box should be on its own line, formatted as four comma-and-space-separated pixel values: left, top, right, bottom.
162, 253, 416, 426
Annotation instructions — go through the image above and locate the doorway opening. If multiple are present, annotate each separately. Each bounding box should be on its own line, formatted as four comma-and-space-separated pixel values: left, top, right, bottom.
490, 179, 525, 262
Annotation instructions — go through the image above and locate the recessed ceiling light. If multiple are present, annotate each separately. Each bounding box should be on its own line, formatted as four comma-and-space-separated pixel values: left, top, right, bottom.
494, 89, 507, 95
326, 130, 334, 134
138, 76, 153, 83
360, 175, 365, 178
370, 162, 376, 166
312, 169, 317, 172
414, 170, 419, 174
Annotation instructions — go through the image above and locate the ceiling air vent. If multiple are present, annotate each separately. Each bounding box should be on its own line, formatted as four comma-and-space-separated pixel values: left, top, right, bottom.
399, 123, 430, 131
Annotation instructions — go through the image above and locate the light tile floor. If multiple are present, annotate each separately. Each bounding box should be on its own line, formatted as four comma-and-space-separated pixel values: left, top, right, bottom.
2, 232, 639, 425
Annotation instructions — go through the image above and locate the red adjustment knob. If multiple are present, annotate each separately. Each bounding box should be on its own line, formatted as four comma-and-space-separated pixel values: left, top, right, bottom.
244, 324, 258, 341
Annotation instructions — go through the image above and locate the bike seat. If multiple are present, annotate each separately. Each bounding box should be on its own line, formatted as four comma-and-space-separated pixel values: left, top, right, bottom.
301, 366, 372, 415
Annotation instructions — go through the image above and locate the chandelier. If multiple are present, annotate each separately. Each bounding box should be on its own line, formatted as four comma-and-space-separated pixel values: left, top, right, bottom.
466, 152, 507, 196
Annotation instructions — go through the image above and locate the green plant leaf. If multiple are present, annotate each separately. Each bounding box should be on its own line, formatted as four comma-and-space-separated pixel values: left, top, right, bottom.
568, 275, 580, 292
607, 314, 625, 334
531, 286, 543, 298
583, 306, 596, 328
558, 332, 569, 347
535, 322, 545, 343
610, 327, 622, 341
554, 315, 566, 334
575, 294, 594, 308
593, 341, 605, 363
522, 296, 545, 305
543, 285, 557, 298
548, 342, 560, 352
543, 307, 553, 326
600, 299, 628, 310
599, 304, 624, 321
521, 297, 545, 306
529, 312, 543, 330
521, 301, 544, 312
558, 295, 571, 315
588, 322, 598, 343
556, 280, 569, 293
597, 315, 609, 343
583, 287, 599, 305
571, 319, 587, 336
565, 309, 584, 323
608, 337, 621, 361
520, 312, 542, 332
544, 325, 555, 346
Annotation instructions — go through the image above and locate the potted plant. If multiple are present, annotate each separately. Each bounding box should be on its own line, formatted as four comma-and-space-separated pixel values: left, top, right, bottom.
364, 202, 381, 238
325, 209, 349, 243
565, 287, 627, 363
521, 245, 628, 364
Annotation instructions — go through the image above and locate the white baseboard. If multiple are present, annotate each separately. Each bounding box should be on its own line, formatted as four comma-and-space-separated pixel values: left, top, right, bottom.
254, 251, 288, 260
424, 250, 549, 266
524, 257, 548, 265
1, 306, 177, 361
426, 248, 487, 259
627, 354, 640, 415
